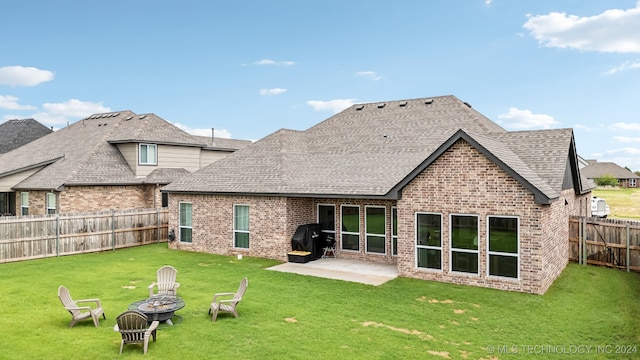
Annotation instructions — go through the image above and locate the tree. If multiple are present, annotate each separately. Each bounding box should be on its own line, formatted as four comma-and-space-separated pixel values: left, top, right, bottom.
594, 174, 619, 187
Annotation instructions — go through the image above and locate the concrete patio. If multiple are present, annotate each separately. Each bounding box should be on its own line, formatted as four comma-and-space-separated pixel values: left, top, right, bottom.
267, 258, 398, 286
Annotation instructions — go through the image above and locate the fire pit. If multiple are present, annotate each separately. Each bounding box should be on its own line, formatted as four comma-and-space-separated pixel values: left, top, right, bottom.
128, 295, 185, 325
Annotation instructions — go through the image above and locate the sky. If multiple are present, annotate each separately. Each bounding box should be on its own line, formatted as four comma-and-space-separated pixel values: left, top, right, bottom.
1, 0, 640, 171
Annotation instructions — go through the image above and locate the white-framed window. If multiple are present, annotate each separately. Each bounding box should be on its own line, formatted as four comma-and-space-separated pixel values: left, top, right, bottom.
630, 178, 637, 188
46, 192, 57, 215
340, 205, 360, 251
234, 204, 250, 249
179, 202, 192, 243
317, 204, 335, 237
416, 212, 442, 270
487, 216, 519, 279
20, 192, 29, 216
392, 207, 398, 256
450, 214, 479, 274
139, 143, 157, 165
365, 206, 386, 254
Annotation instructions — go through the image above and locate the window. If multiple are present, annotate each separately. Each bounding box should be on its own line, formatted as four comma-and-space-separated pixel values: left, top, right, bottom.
630, 178, 637, 188
318, 204, 335, 237
179, 202, 192, 242
20, 192, 28, 216
365, 206, 386, 254
234, 205, 250, 249
139, 143, 157, 165
392, 207, 398, 256
46, 192, 57, 215
341, 205, 360, 251
0, 192, 15, 215
450, 214, 479, 274
161, 193, 169, 208
488, 216, 519, 278
416, 213, 442, 270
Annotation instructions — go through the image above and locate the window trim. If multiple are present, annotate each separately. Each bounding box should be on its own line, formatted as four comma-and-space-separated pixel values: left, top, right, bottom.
20, 192, 28, 216
46, 192, 57, 215
449, 213, 480, 275
486, 215, 520, 280
392, 206, 398, 256
365, 205, 386, 255
340, 204, 360, 252
138, 143, 158, 165
233, 204, 250, 249
179, 202, 192, 243
415, 212, 443, 271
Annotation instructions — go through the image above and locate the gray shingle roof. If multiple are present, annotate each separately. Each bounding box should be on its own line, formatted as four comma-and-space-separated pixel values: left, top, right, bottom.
580, 161, 640, 179
0, 111, 247, 190
163, 95, 588, 204
0, 118, 53, 154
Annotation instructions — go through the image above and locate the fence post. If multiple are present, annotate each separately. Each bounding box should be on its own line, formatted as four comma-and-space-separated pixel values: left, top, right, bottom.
578, 217, 582, 265
627, 223, 631, 273
112, 211, 116, 251
56, 214, 60, 257
582, 217, 587, 265
157, 208, 160, 243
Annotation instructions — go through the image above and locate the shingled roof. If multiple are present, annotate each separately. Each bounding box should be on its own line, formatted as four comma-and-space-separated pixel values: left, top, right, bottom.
580, 161, 640, 180
0, 111, 248, 190
163, 95, 591, 204
0, 118, 53, 154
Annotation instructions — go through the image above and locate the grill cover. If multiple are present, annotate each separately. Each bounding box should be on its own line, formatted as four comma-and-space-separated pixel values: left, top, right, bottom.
291, 223, 325, 260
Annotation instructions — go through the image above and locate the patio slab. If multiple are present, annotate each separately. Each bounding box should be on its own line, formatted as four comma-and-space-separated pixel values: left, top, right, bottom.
267, 258, 398, 286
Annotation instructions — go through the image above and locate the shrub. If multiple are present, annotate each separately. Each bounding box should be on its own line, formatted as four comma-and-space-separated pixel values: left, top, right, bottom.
594, 174, 619, 187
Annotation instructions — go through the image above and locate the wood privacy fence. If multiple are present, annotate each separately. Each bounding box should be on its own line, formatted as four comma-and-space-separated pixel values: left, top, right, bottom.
569, 216, 640, 272
0, 208, 169, 263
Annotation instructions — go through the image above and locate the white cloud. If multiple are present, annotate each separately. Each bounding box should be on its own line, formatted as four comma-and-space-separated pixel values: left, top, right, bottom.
610, 122, 640, 131
599, 147, 640, 171
306, 99, 358, 113
27, 99, 111, 126
613, 136, 640, 143
254, 59, 296, 66
497, 107, 559, 129
172, 122, 232, 138
485, 0, 493, 6
260, 88, 287, 96
523, 3, 640, 53
603, 60, 640, 75
0, 66, 54, 87
0, 95, 36, 110
356, 71, 382, 81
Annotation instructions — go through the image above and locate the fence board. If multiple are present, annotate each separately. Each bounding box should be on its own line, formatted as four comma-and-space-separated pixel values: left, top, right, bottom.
0, 209, 168, 263
569, 216, 640, 272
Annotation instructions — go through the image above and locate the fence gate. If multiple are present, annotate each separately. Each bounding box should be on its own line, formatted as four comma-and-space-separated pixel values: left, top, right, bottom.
569, 216, 640, 272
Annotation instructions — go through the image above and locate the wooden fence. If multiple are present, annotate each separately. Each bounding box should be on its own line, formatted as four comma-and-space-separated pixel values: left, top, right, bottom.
0, 208, 169, 263
569, 216, 640, 272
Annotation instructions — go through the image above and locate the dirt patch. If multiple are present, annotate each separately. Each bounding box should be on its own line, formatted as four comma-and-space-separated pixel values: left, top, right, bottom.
285, 317, 297, 323
362, 321, 434, 341
121, 285, 136, 289
427, 350, 450, 358
453, 309, 464, 314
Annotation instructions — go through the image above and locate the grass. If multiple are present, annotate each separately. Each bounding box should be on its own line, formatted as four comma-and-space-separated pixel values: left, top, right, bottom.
1, 244, 639, 359
593, 187, 640, 220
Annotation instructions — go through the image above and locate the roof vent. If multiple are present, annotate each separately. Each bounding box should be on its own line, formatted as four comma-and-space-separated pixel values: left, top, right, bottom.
463, 102, 472, 108
139, 115, 147, 119
377, 103, 386, 108
125, 116, 133, 121
356, 105, 365, 111
399, 101, 408, 107
113, 113, 119, 117
424, 99, 433, 105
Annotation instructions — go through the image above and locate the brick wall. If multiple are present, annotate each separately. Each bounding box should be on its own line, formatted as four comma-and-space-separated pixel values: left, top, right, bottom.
59, 185, 154, 213
166, 139, 586, 294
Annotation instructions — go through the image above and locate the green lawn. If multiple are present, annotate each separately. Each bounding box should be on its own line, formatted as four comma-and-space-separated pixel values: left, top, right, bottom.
593, 187, 640, 219
1, 243, 639, 359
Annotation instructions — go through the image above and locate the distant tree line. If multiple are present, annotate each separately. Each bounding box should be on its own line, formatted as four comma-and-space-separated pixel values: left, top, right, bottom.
594, 174, 618, 187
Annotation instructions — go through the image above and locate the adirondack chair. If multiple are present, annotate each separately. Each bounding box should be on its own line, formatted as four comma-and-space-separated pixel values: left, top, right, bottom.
57, 285, 105, 327
209, 277, 248, 322
148, 265, 180, 298
115, 310, 159, 354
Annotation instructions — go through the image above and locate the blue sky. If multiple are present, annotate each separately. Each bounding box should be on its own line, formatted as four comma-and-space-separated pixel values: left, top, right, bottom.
2, 1, 640, 171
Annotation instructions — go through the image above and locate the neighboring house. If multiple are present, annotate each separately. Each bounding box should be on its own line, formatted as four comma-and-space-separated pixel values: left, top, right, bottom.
0, 118, 53, 154
162, 95, 594, 295
0, 111, 251, 216
580, 159, 639, 188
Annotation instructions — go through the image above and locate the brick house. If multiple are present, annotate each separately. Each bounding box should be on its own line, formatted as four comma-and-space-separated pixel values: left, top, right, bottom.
162, 96, 595, 294
580, 159, 639, 188
0, 111, 251, 216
